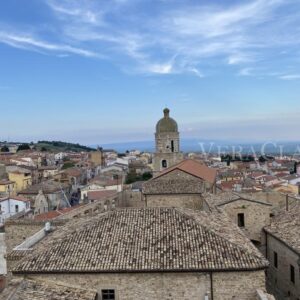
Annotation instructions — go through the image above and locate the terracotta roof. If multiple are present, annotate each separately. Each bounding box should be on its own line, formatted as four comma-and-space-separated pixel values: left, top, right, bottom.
4, 279, 96, 300
13, 207, 268, 274
34, 206, 81, 221
264, 204, 300, 254
156, 159, 217, 184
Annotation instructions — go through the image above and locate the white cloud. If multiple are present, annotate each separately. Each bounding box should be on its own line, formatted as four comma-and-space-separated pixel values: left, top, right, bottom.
146, 62, 173, 74
0, 31, 99, 57
279, 74, 300, 80
238, 68, 253, 76
1, 0, 300, 76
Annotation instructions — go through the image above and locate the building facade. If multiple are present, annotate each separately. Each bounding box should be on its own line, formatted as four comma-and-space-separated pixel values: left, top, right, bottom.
264, 205, 300, 300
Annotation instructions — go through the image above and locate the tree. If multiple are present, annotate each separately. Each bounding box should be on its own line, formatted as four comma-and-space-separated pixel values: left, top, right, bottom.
62, 161, 75, 169
17, 144, 31, 152
0, 145, 9, 152
142, 172, 153, 181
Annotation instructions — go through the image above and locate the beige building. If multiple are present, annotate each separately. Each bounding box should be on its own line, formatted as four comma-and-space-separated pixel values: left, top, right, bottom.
264, 204, 300, 300
153, 108, 183, 173
205, 192, 272, 245
143, 159, 217, 209
0, 180, 16, 196
8, 171, 32, 193
12, 207, 269, 300
90, 148, 104, 166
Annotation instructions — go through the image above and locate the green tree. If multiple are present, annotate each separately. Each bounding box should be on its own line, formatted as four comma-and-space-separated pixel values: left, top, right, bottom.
62, 161, 75, 169
0, 145, 9, 152
17, 144, 31, 151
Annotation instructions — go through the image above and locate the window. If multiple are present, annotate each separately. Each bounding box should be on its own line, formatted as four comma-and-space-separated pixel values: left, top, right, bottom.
162, 160, 167, 168
102, 289, 115, 300
171, 140, 174, 152
15, 204, 19, 213
237, 213, 245, 227
290, 265, 295, 284
273, 251, 278, 268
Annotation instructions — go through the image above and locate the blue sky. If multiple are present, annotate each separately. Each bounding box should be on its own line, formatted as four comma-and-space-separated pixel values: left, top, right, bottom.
0, 0, 300, 144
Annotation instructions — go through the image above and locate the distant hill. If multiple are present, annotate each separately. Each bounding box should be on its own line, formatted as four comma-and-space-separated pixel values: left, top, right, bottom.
36, 141, 95, 152
96, 139, 300, 155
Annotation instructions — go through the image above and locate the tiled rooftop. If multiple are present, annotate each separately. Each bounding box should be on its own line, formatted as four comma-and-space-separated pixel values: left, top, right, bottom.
264, 203, 300, 254
156, 159, 217, 183
13, 207, 268, 274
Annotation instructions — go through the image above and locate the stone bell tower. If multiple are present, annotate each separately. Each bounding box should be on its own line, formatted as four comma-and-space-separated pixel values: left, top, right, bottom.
153, 108, 183, 173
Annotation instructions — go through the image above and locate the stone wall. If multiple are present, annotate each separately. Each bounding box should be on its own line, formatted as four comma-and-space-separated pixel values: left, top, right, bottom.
265, 233, 300, 300
23, 270, 266, 300
4, 221, 44, 253
253, 192, 299, 213
221, 199, 271, 242
213, 271, 266, 300
117, 190, 145, 208
145, 194, 203, 210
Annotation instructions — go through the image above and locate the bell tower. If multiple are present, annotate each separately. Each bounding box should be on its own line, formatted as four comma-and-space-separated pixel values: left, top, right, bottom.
153, 108, 183, 173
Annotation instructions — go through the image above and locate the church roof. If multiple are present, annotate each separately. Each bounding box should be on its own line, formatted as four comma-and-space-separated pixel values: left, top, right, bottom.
158, 159, 217, 183
156, 108, 178, 133
13, 207, 267, 274
143, 160, 217, 194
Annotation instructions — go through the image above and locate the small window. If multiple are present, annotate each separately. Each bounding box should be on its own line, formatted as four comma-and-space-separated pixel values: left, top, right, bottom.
15, 205, 19, 213
290, 265, 295, 284
162, 160, 167, 168
171, 140, 174, 152
102, 289, 115, 300
273, 251, 278, 268
237, 213, 245, 227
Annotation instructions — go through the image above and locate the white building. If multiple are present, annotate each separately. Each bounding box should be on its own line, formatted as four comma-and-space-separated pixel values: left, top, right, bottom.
54, 152, 68, 161
0, 196, 31, 224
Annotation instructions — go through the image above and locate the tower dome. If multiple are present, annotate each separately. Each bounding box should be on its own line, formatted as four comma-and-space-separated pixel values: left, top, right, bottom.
156, 108, 178, 133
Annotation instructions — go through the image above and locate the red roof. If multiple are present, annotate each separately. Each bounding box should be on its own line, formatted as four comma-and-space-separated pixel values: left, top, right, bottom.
34, 205, 82, 221
156, 159, 217, 184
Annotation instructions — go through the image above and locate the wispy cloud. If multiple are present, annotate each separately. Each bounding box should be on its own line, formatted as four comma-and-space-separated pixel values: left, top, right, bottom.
0, 31, 99, 57
1, 0, 300, 76
279, 74, 300, 80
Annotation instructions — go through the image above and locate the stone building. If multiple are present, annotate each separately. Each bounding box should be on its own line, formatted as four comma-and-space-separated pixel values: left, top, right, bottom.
143, 159, 217, 209
12, 207, 269, 300
205, 192, 272, 245
153, 108, 183, 173
33, 190, 49, 215
263, 204, 300, 300
90, 148, 104, 167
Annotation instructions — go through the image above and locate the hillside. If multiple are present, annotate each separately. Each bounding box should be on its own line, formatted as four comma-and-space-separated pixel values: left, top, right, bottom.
36, 141, 95, 152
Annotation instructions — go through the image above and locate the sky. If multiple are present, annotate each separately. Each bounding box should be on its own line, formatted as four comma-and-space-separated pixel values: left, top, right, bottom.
0, 0, 300, 145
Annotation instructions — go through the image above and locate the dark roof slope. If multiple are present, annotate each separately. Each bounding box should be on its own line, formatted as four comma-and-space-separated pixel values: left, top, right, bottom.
264, 203, 300, 254
156, 159, 217, 184
143, 159, 217, 195
13, 207, 267, 274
